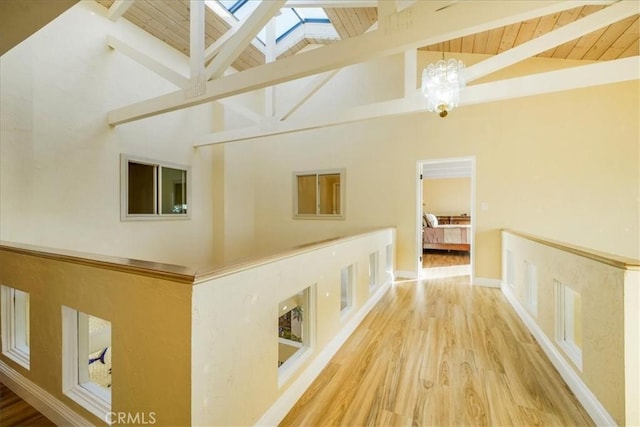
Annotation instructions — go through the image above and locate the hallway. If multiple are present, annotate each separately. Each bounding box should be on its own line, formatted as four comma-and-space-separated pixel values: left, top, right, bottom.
280, 275, 594, 426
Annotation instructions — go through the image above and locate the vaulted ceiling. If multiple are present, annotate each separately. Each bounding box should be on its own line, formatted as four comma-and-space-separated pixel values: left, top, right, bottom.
95, 0, 638, 72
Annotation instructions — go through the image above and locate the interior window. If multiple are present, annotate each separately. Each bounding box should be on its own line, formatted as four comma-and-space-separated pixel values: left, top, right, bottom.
294, 169, 345, 218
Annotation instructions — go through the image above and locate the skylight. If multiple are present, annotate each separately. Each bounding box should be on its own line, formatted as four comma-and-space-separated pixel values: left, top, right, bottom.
209, 0, 333, 45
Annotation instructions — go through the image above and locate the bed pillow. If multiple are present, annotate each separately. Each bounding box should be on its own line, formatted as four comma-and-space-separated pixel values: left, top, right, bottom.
426, 213, 438, 228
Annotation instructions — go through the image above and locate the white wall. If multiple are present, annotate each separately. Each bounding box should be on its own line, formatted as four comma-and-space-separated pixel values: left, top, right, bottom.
0, 1, 218, 267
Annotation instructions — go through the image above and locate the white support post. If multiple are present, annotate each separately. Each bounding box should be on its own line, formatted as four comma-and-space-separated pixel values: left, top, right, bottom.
107, 0, 134, 21
265, 18, 277, 118
107, 35, 190, 88
188, 0, 206, 98
206, 0, 286, 80
404, 48, 417, 97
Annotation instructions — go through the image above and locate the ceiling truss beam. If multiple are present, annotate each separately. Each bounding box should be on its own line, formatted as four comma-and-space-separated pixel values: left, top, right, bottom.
193, 56, 638, 146
206, 0, 286, 80
108, 1, 597, 126
107, 0, 133, 21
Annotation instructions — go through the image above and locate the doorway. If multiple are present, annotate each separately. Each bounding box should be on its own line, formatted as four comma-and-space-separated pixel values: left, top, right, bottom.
416, 157, 475, 280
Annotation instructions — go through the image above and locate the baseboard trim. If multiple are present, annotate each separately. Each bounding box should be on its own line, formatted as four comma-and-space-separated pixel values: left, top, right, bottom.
501, 283, 617, 427
256, 280, 392, 426
0, 360, 93, 426
395, 270, 418, 280
473, 277, 501, 288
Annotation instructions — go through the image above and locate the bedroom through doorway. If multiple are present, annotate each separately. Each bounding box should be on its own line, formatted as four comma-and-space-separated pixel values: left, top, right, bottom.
417, 157, 475, 280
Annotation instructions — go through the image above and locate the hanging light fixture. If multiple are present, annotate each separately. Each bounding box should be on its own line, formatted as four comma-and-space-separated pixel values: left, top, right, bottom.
421, 54, 466, 118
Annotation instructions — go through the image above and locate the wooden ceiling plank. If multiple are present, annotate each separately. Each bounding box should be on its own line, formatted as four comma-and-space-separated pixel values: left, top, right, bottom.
131, 2, 191, 48
472, 29, 489, 54
461, 34, 475, 53
108, 0, 134, 21
566, 26, 608, 59
485, 27, 505, 54
513, 17, 539, 47
194, 56, 638, 146
466, 0, 639, 82
324, 9, 350, 39
498, 23, 521, 53
107, 35, 188, 87
341, 9, 362, 38
582, 16, 638, 60
207, 0, 285, 79
598, 16, 639, 60
619, 37, 639, 57
450, 37, 462, 53
109, 0, 592, 125
532, 12, 561, 38
125, 6, 190, 54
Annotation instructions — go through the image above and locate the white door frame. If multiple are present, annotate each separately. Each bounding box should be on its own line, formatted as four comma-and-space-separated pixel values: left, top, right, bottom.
415, 156, 476, 281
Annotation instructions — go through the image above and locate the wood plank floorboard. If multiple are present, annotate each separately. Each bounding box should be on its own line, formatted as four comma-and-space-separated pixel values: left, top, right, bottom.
280, 276, 594, 427
0, 382, 55, 427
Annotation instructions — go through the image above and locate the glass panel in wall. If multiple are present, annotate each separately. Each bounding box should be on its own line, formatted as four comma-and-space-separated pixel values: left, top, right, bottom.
555, 280, 582, 369
14, 289, 29, 353
278, 288, 310, 368
369, 251, 379, 291
297, 175, 317, 214
161, 167, 188, 214
79, 313, 112, 396
340, 265, 354, 313
128, 162, 155, 214
318, 173, 341, 215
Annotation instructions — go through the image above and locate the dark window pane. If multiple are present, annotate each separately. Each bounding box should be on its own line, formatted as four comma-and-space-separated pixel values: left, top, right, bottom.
161, 167, 187, 214
128, 162, 155, 214
318, 173, 340, 215
297, 175, 317, 215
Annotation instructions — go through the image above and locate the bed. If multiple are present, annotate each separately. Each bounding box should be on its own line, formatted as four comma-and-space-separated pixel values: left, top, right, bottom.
423, 213, 470, 252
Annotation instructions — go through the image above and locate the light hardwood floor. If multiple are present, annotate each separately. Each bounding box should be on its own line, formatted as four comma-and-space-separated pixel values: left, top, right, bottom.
280, 276, 594, 426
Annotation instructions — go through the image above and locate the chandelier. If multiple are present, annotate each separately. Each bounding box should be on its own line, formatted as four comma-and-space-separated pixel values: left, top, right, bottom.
421, 57, 466, 118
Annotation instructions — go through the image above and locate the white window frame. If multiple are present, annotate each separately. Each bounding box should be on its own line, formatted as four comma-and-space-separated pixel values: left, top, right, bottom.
62, 306, 111, 421
292, 168, 345, 219
340, 264, 355, 318
278, 285, 315, 387
0, 285, 30, 369
120, 154, 191, 221
369, 251, 379, 292
554, 281, 582, 370
524, 260, 538, 317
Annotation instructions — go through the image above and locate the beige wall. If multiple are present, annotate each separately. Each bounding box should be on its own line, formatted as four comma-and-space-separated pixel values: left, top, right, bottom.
225, 53, 639, 279
0, 248, 193, 426
0, 1, 219, 267
423, 178, 471, 217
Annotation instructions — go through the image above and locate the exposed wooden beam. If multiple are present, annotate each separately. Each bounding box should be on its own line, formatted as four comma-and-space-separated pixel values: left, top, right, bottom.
466, 0, 640, 83
107, 0, 133, 21
204, 24, 239, 66
107, 35, 189, 88
283, 1, 377, 7
188, 0, 206, 98
277, 70, 340, 121
265, 18, 277, 118
193, 57, 638, 146
206, 0, 285, 80
108, 1, 592, 126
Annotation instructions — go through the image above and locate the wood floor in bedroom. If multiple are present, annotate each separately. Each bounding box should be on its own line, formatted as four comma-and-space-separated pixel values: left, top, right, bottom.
279, 275, 594, 427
